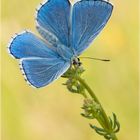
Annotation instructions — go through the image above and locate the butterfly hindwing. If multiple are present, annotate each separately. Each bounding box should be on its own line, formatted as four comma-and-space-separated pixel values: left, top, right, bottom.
71, 0, 113, 55
36, 0, 71, 46
20, 57, 70, 88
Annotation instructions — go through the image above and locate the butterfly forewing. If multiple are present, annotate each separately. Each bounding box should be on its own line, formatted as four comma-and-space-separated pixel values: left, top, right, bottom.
36, 0, 71, 47
71, 0, 113, 55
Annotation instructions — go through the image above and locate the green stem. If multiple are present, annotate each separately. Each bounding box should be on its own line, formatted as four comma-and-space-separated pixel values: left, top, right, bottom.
75, 76, 118, 140
110, 133, 118, 140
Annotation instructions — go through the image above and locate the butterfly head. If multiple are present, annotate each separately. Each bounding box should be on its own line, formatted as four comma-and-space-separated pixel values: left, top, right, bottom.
72, 57, 82, 67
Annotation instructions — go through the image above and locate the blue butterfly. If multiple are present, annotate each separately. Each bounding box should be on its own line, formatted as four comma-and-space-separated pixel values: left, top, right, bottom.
8, 0, 113, 88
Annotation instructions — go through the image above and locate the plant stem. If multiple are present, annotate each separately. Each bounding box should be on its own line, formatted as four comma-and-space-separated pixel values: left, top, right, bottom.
112, 134, 118, 140
75, 76, 118, 140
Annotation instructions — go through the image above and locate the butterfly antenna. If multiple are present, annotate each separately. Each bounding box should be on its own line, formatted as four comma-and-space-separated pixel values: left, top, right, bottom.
80, 57, 110, 62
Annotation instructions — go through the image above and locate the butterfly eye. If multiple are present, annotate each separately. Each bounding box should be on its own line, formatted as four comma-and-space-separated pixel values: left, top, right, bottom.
72, 59, 77, 65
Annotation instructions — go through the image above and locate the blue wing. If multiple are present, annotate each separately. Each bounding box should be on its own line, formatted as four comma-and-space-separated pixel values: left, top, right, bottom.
8, 31, 70, 88
20, 57, 70, 88
36, 0, 71, 46
36, 25, 61, 47
8, 31, 58, 59
71, 0, 113, 55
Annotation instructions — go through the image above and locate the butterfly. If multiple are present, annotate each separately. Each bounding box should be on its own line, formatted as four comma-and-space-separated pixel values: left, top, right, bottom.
8, 0, 113, 88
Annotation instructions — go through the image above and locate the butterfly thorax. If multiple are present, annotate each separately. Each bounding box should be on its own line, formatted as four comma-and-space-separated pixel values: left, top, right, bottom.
56, 44, 74, 61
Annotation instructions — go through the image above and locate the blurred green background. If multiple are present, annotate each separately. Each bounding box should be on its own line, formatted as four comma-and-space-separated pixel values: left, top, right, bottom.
1, 0, 139, 140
